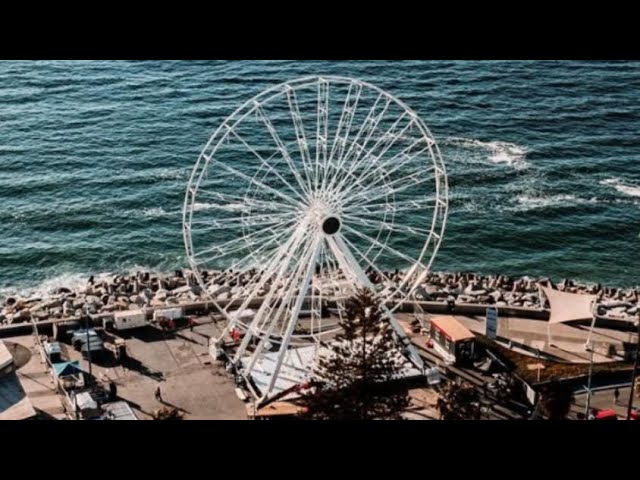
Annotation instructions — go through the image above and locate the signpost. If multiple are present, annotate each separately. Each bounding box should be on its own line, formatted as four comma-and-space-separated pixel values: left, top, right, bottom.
485, 307, 498, 340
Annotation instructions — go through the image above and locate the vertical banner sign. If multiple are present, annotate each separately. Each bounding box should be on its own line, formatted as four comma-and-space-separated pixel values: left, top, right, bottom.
525, 383, 537, 405
486, 307, 498, 340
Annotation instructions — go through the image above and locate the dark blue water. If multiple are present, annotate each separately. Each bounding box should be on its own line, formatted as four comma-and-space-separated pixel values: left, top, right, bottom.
1, 60, 639, 298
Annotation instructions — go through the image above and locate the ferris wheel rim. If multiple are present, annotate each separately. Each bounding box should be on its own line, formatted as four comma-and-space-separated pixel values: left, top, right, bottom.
182, 75, 449, 337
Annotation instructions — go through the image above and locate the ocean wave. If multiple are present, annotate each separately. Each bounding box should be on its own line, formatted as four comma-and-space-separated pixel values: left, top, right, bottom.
141, 207, 170, 218
0, 266, 172, 302
192, 202, 247, 213
0, 272, 95, 302
600, 178, 640, 198
509, 194, 598, 212
442, 136, 529, 169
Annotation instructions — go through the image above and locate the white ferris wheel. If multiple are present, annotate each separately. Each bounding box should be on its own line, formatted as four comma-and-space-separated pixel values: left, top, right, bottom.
183, 76, 448, 405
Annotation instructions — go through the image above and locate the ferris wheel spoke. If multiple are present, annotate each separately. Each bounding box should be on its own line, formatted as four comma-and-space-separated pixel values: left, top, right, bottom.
192, 190, 298, 214
285, 88, 315, 194
342, 223, 425, 268
191, 211, 299, 231
192, 216, 296, 243
342, 197, 437, 216
326, 92, 385, 194
226, 127, 309, 204
227, 234, 309, 319
254, 103, 312, 199
331, 114, 415, 197
226, 226, 312, 345
315, 79, 329, 193
337, 142, 433, 204
324, 82, 362, 191
192, 220, 297, 263
342, 212, 433, 237
327, 96, 393, 196
207, 155, 302, 210
345, 170, 428, 210
339, 233, 397, 287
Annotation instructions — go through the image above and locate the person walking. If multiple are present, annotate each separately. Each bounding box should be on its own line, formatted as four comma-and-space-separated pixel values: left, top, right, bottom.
155, 386, 162, 403
614, 387, 620, 405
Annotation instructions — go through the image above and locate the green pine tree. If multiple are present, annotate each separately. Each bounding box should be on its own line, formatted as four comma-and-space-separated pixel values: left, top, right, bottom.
300, 288, 411, 420
537, 380, 573, 420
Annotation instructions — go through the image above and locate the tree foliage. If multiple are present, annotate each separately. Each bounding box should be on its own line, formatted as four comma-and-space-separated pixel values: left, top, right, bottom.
537, 380, 573, 420
301, 288, 410, 420
437, 381, 482, 420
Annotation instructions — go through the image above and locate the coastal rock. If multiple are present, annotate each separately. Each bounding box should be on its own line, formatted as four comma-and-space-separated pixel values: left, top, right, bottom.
151, 298, 165, 307
63, 301, 73, 317
154, 290, 168, 302
172, 285, 193, 295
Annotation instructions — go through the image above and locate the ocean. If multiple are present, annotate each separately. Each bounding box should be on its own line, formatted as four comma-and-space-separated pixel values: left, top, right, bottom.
1, 60, 639, 299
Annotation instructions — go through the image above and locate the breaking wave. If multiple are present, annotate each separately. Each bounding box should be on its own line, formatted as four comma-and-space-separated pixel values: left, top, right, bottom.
510, 194, 599, 212
600, 178, 640, 198
442, 137, 529, 169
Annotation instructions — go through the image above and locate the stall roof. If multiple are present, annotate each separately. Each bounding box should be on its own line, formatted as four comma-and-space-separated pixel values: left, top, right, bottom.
431, 316, 475, 342
53, 361, 85, 377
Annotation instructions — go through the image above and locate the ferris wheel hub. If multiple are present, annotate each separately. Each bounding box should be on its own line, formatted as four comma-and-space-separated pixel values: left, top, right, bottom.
321, 216, 341, 236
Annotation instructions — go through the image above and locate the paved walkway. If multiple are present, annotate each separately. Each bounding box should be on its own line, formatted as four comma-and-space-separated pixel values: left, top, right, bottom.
570, 385, 640, 419
69, 321, 247, 420
9, 335, 67, 419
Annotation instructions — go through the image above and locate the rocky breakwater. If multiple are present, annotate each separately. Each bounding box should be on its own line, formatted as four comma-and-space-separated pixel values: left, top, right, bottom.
2, 270, 640, 327
409, 272, 640, 319
0, 270, 207, 327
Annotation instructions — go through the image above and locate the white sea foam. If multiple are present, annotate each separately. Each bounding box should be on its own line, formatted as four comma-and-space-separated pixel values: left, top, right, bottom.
442, 136, 529, 169
0, 272, 95, 302
193, 202, 247, 213
142, 207, 169, 218
600, 178, 640, 198
0, 267, 167, 303
510, 194, 598, 212
155, 168, 190, 181
193, 202, 215, 212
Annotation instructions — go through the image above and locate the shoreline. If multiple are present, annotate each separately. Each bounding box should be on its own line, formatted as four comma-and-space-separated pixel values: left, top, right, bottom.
2, 269, 639, 328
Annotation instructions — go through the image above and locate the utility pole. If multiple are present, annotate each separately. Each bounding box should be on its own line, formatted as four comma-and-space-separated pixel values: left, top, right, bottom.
84, 309, 92, 382
626, 317, 640, 420
585, 342, 594, 419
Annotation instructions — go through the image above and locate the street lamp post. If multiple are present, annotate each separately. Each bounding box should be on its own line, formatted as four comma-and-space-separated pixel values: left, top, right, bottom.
626, 317, 640, 420
585, 342, 594, 419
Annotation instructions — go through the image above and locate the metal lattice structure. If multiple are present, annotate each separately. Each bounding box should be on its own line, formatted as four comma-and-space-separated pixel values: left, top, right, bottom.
183, 76, 448, 404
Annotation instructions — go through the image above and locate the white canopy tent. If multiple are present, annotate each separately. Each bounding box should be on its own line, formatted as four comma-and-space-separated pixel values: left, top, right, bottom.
539, 285, 597, 346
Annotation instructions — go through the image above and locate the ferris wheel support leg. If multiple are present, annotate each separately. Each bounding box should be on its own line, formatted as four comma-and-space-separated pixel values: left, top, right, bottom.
328, 235, 425, 371
242, 249, 309, 376
258, 239, 322, 405
230, 229, 308, 366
